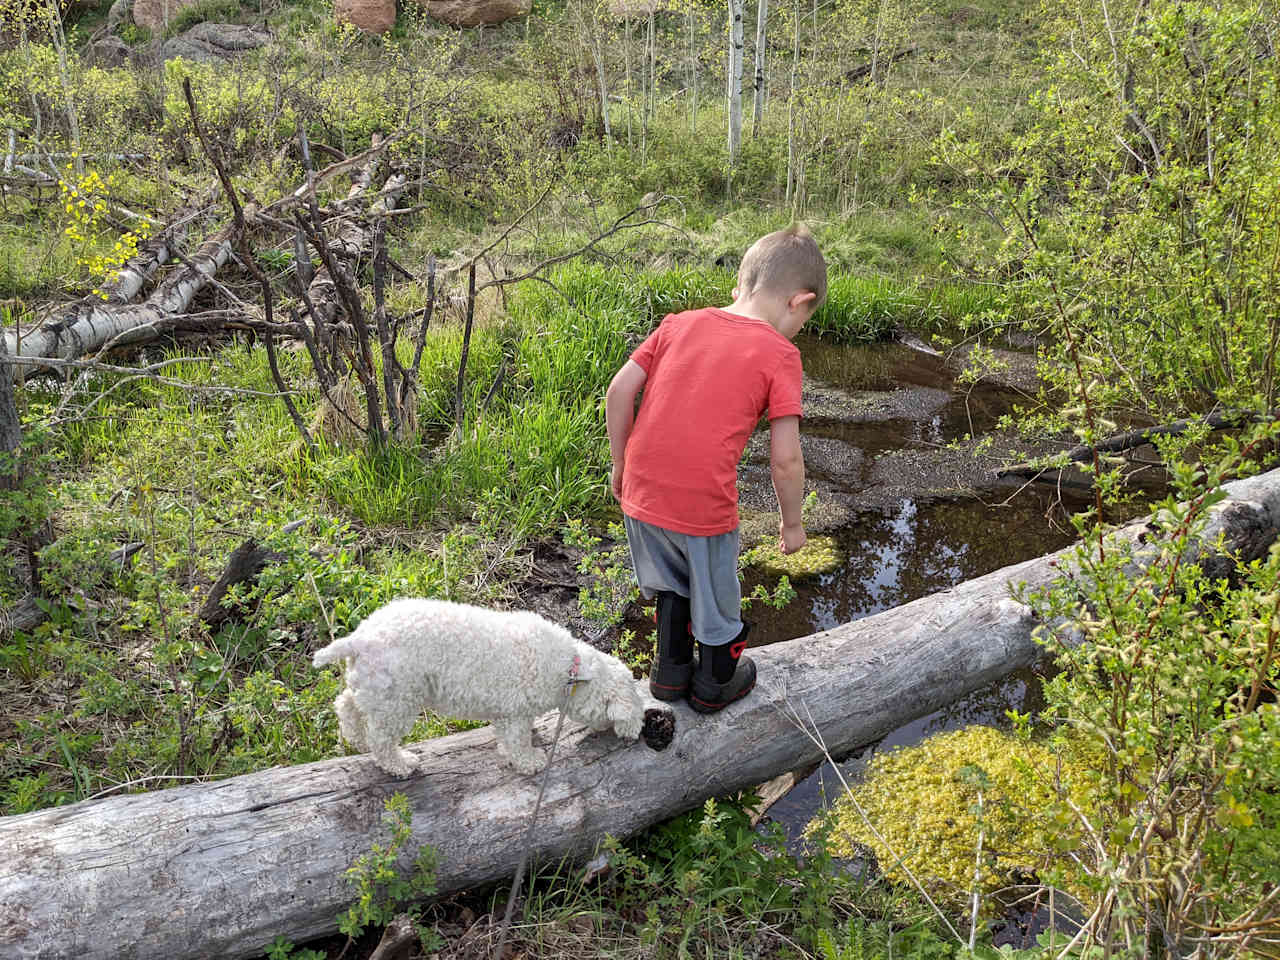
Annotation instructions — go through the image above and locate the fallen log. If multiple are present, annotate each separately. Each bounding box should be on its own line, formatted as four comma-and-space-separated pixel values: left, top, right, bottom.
3, 468, 1280, 960
844, 44, 917, 83
2, 137, 399, 379
1, 225, 236, 379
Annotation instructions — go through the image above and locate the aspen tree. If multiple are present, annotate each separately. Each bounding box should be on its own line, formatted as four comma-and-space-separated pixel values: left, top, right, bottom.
752, 0, 768, 135
727, 0, 744, 162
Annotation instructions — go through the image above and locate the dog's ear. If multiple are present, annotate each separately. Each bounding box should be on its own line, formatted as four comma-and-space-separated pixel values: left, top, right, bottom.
605, 677, 641, 722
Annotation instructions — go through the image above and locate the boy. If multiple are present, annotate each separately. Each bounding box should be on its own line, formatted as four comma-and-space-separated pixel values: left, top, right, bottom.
605, 225, 826, 713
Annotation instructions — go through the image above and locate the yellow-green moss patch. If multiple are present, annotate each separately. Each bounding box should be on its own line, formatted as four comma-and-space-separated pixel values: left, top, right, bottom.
812, 725, 1098, 909
744, 535, 843, 579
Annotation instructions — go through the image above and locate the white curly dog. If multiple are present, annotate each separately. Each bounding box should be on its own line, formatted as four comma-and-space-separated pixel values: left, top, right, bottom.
312, 598, 657, 777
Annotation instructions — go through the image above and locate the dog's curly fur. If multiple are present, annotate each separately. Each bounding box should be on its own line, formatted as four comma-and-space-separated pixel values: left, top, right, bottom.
312, 598, 655, 777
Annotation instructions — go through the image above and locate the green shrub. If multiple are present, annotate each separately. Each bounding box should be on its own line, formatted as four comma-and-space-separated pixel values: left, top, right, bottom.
165, 0, 243, 34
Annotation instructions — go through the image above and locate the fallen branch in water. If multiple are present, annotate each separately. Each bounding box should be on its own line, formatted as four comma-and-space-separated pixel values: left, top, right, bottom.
996, 409, 1267, 479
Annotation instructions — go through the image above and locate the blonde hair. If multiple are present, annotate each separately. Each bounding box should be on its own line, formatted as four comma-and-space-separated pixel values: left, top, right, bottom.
737, 224, 828, 308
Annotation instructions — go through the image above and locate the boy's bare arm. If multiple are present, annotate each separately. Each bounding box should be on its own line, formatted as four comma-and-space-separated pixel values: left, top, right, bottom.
769, 415, 806, 554
605, 360, 648, 499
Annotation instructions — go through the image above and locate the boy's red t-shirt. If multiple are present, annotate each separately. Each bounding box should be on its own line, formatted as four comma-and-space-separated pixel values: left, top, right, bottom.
621, 307, 804, 536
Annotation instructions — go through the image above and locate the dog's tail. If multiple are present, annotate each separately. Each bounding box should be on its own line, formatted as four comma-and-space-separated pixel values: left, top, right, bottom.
312, 629, 362, 668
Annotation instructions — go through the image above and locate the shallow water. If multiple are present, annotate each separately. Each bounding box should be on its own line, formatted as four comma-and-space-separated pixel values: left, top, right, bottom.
740, 334, 1088, 842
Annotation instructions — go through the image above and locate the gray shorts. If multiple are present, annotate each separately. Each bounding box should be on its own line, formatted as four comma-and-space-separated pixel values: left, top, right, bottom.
624, 515, 742, 646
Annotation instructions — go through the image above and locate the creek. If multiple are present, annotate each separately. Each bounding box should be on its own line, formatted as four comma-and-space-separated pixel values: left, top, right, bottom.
735, 333, 1089, 854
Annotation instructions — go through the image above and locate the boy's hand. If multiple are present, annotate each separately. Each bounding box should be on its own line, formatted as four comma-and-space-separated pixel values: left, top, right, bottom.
611, 463, 624, 500
779, 522, 807, 555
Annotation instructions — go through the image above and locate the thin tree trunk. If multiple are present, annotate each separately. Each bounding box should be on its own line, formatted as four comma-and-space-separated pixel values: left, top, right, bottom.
785, 1, 799, 204
648, 10, 656, 127
590, 18, 612, 141
624, 17, 634, 150
5, 468, 1280, 960
727, 0, 744, 163
688, 8, 698, 133
45, 5, 83, 176
752, 0, 769, 135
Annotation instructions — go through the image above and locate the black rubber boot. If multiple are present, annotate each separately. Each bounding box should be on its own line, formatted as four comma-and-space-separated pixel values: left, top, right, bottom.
689, 622, 756, 713
649, 591, 694, 702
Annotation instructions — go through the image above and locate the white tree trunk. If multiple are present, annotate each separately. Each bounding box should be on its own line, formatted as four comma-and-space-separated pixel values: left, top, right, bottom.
785, 1, 799, 203
752, 0, 768, 134
727, 0, 744, 162
4, 468, 1280, 960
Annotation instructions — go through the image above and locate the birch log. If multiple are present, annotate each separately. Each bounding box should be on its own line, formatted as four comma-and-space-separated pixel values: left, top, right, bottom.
4, 469, 1280, 960
2, 225, 235, 378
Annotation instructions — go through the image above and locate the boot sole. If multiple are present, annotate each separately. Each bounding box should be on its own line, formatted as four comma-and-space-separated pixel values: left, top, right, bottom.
649, 680, 690, 702
688, 677, 756, 713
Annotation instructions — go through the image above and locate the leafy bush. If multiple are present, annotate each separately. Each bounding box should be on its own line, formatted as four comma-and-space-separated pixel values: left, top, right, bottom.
1022, 440, 1280, 954
937, 0, 1280, 421
165, 0, 243, 35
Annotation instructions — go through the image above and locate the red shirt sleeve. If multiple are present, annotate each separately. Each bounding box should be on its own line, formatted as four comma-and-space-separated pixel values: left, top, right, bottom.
629, 316, 670, 373
767, 348, 803, 419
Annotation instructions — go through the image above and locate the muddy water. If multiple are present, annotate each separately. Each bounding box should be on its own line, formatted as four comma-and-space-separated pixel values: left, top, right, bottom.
739, 334, 1086, 840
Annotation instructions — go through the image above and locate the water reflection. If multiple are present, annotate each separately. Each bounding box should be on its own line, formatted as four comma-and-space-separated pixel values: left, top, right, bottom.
746, 492, 1080, 644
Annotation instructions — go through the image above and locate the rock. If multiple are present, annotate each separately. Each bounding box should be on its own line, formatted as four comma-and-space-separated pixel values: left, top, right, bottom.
133, 0, 200, 29
85, 34, 131, 67
159, 22, 269, 62
334, 0, 396, 33
105, 0, 134, 32
607, 0, 665, 16
422, 0, 529, 27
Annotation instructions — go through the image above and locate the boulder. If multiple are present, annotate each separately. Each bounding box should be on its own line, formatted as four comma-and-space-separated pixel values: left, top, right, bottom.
86, 34, 131, 67
105, 0, 134, 32
334, 0, 396, 33
133, 0, 200, 29
607, 0, 665, 16
159, 21, 269, 62
423, 0, 529, 27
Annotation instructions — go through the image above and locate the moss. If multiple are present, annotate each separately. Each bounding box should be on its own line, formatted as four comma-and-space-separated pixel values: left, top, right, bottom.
813, 725, 1098, 909
744, 535, 843, 580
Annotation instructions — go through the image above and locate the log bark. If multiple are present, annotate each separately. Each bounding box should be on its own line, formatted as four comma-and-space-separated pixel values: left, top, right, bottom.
0, 338, 18, 454
3, 469, 1280, 960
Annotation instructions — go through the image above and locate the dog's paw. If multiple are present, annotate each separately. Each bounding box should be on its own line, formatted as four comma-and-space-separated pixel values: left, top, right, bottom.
613, 713, 644, 742
508, 747, 548, 776
373, 749, 418, 778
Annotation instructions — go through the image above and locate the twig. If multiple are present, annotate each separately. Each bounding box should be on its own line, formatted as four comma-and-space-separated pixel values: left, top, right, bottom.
491, 633, 604, 960
474, 197, 681, 295
454, 262, 477, 432
405, 254, 436, 401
